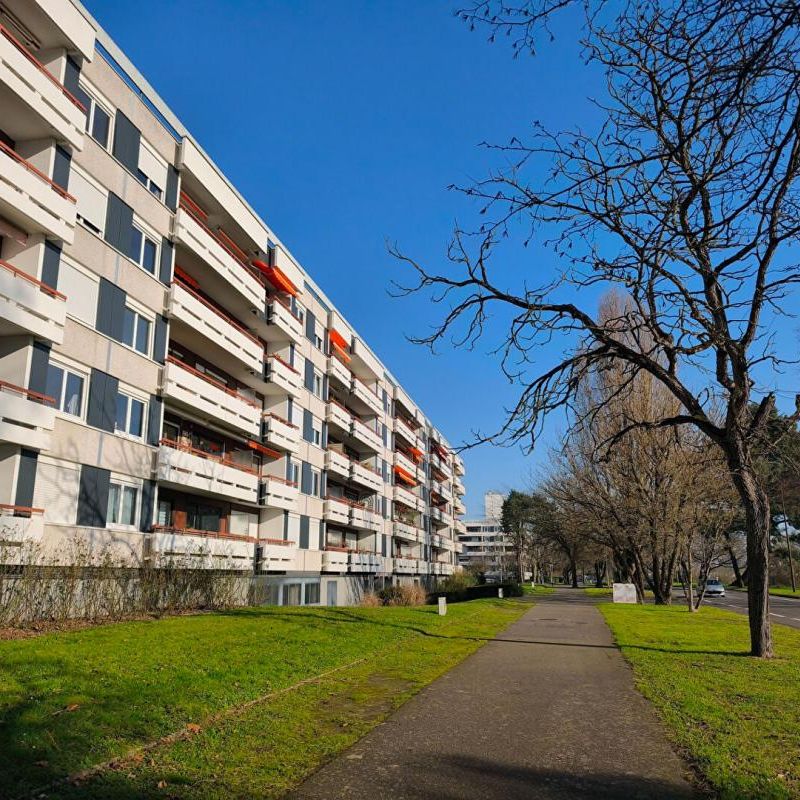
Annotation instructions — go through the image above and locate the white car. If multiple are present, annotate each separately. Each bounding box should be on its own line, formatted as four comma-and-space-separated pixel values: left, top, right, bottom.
704, 578, 726, 597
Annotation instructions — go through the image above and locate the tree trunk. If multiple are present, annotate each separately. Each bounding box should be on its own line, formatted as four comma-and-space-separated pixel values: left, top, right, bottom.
728, 456, 772, 657
725, 530, 745, 587
570, 555, 579, 588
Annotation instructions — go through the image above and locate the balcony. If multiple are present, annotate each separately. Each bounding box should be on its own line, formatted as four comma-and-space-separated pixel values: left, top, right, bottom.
350, 461, 383, 493
0, 505, 44, 558
325, 448, 351, 481
149, 527, 254, 570
455, 519, 467, 535
350, 417, 382, 452
263, 412, 299, 453
453, 456, 465, 476
393, 520, 422, 543
454, 476, 466, 496
323, 496, 350, 526
350, 377, 382, 415
349, 504, 380, 532
321, 547, 349, 573
326, 399, 352, 432
394, 415, 422, 448
348, 550, 382, 573
393, 484, 424, 513
264, 353, 301, 397
430, 479, 452, 502
0, 25, 86, 150
0, 141, 75, 242
266, 296, 303, 342
0, 381, 55, 450
260, 474, 298, 511
327, 354, 351, 387
394, 450, 422, 482
259, 538, 296, 570
454, 498, 466, 515
169, 282, 263, 374
156, 440, 259, 504
0, 258, 66, 344
173, 205, 264, 309
430, 453, 452, 480
430, 507, 453, 528
393, 557, 418, 575
163, 357, 260, 437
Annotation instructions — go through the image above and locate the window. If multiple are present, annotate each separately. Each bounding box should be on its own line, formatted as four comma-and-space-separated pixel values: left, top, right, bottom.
45, 362, 85, 417
121, 305, 151, 356
129, 224, 159, 274
186, 502, 222, 532
311, 417, 323, 447
157, 498, 172, 527
311, 468, 321, 497
107, 482, 137, 526
304, 583, 320, 605
137, 139, 167, 201
81, 88, 112, 149
284, 583, 302, 606
313, 371, 323, 399
115, 393, 145, 438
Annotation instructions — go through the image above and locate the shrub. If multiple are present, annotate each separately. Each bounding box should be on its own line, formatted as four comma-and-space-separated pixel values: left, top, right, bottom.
377, 584, 426, 606
438, 572, 476, 593
359, 591, 381, 607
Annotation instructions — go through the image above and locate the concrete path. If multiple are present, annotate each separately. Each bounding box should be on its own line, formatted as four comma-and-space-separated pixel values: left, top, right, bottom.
289, 589, 697, 800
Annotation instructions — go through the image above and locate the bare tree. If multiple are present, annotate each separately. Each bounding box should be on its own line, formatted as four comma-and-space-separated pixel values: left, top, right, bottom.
394, 1, 800, 656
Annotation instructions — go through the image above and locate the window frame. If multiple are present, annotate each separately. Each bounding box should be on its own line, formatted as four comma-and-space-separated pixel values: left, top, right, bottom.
106, 479, 139, 529
114, 390, 147, 440
44, 357, 88, 420
129, 219, 160, 276
119, 300, 153, 358
80, 82, 114, 150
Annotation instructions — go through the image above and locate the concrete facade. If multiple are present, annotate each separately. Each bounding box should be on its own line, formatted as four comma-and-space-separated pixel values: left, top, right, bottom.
0, 0, 466, 604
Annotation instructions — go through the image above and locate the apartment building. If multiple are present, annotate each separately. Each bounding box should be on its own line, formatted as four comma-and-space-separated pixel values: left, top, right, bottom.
0, 0, 466, 605
458, 492, 513, 578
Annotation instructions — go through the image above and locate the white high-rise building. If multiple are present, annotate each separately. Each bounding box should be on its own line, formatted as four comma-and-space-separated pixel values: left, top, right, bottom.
458, 491, 512, 576
0, 0, 466, 605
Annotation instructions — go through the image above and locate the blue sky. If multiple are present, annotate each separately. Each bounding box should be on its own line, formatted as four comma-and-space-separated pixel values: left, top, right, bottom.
83, 0, 608, 516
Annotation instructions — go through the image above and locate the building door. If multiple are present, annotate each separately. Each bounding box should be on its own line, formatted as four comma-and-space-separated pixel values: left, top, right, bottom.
326, 581, 338, 607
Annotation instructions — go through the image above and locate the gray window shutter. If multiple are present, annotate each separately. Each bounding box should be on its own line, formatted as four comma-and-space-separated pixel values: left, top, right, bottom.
381, 424, 387, 446
320, 470, 327, 498
382, 496, 387, 518
282, 510, 289, 540
104, 193, 134, 254
300, 461, 312, 495
302, 409, 313, 443
159, 238, 173, 285
112, 110, 141, 174
321, 421, 328, 449
77, 464, 110, 528
64, 57, 90, 119
381, 534, 387, 557
14, 449, 38, 509
86, 369, 118, 433
304, 358, 314, 391
165, 165, 179, 211
285, 457, 293, 482
96, 278, 126, 341
52, 146, 71, 192
41, 241, 61, 291
299, 515, 309, 549
305, 310, 316, 342
322, 375, 328, 401
147, 395, 162, 446
140, 479, 156, 532
318, 520, 325, 550
28, 342, 50, 396
153, 315, 168, 364
382, 460, 388, 483
288, 342, 295, 368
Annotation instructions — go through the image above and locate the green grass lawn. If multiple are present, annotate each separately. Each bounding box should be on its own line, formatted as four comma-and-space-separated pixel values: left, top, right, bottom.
583, 586, 613, 596
522, 583, 555, 596
600, 603, 800, 799
771, 587, 800, 599
0, 598, 527, 799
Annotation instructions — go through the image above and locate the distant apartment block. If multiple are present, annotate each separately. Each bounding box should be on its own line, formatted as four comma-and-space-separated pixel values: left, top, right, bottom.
0, 0, 465, 605
458, 492, 512, 576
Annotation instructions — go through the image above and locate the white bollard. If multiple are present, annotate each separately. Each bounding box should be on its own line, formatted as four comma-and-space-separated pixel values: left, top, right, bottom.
438, 596, 447, 616
498, 587, 504, 599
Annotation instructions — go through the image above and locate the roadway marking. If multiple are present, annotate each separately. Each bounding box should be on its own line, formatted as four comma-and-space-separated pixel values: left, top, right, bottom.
771, 613, 785, 618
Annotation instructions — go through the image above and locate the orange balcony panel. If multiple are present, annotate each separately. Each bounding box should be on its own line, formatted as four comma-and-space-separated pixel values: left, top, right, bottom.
253, 261, 299, 297
393, 465, 417, 486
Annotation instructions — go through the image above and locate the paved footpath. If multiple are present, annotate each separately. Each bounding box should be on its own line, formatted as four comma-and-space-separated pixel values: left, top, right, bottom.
289, 589, 697, 800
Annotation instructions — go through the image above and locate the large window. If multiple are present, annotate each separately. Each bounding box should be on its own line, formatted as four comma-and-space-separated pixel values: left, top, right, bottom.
45, 362, 85, 417
121, 305, 151, 356
107, 482, 137, 526
115, 393, 145, 438
304, 582, 321, 605
186, 503, 222, 532
81, 88, 112, 149
129, 224, 159, 275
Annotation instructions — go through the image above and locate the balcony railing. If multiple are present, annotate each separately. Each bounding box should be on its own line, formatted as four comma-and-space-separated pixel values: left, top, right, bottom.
0, 25, 86, 113
0, 380, 56, 450
350, 376, 382, 414
266, 295, 303, 342
265, 353, 302, 397
0, 140, 75, 203
260, 474, 298, 510
262, 411, 299, 452
0, 258, 67, 343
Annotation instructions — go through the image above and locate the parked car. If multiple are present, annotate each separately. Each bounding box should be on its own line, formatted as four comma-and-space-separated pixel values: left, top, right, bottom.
704, 578, 726, 597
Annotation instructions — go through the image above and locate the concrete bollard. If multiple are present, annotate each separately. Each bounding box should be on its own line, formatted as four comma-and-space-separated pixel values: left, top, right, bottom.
438, 596, 447, 616
498, 587, 504, 599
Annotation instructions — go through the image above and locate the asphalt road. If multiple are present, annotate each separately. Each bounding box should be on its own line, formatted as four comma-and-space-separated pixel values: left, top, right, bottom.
698, 589, 800, 630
